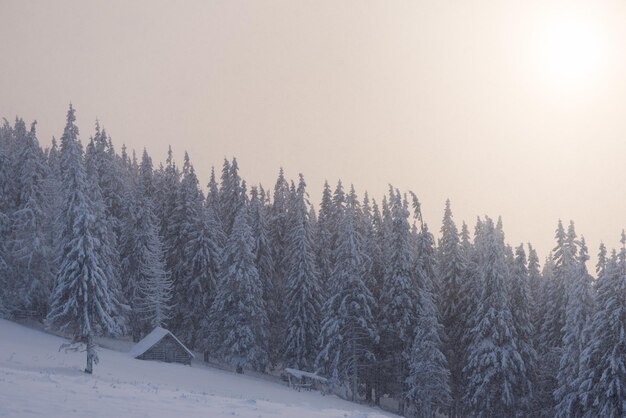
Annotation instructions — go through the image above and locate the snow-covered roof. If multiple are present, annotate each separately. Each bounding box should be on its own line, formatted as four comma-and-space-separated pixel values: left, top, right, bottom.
284, 367, 328, 382
129, 327, 195, 359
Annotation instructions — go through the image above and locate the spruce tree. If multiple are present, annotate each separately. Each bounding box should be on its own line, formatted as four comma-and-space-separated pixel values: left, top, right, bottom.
577, 235, 626, 417
511, 244, 537, 414
555, 236, 594, 417
436, 199, 466, 417
10, 121, 53, 318
407, 221, 451, 418
209, 203, 269, 371
463, 217, 525, 417
283, 175, 322, 370
316, 186, 377, 400
46, 105, 124, 374
379, 188, 418, 413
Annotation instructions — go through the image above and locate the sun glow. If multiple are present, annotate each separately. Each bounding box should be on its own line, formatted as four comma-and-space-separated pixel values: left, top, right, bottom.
530, 13, 608, 91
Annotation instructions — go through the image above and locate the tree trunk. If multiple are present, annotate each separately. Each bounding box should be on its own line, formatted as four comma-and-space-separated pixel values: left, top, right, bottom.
85, 334, 94, 374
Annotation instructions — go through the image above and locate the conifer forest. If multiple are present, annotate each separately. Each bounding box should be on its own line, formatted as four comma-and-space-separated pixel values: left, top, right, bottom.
1, 106, 626, 418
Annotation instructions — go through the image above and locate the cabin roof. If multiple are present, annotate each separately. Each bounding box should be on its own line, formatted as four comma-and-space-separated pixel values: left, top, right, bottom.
129, 326, 195, 359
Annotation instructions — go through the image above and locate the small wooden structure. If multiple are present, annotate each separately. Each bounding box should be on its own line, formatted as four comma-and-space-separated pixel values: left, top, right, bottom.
129, 327, 194, 365
284, 367, 329, 394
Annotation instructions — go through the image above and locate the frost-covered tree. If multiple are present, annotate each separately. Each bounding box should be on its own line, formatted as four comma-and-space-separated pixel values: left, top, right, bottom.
209, 203, 269, 371
316, 186, 377, 400
10, 121, 53, 318
537, 221, 578, 416
132, 198, 172, 331
119, 157, 172, 341
46, 105, 124, 374
282, 175, 322, 370
407, 221, 450, 418
268, 168, 290, 364
165, 153, 207, 338
379, 188, 418, 412
463, 217, 525, 417
577, 235, 626, 418
510, 244, 537, 415
436, 199, 466, 417
315, 181, 334, 296
554, 236, 594, 418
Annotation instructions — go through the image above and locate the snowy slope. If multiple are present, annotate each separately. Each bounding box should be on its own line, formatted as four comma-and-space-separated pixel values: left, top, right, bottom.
0, 319, 394, 418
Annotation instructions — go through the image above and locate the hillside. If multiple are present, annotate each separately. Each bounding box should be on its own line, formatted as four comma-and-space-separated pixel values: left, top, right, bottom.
0, 319, 394, 418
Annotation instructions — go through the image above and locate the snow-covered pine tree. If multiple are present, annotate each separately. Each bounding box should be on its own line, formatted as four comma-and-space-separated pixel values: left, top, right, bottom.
46, 105, 124, 374
315, 181, 334, 297
577, 235, 626, 417
463, 217, 525, 417
407, 219, 451, 418
527, 243, 543, 345
283, 174, 322, 370
218, 158, 243, 236
208, 202, 269, 372
554, 236, 595, 418
268, 167, 290, 364
510, 244, 537, 415
248, 186, 275, 363
436, 199, 466, 417
316, 185, 377, 401
595, 242, 607, 290
10, 120, 53, 319
119, 151, 172, 340
132, 195, 172, 331
536, 221, 577, 416
379, 188, 418, 413
166, 153, 209, 342
0, 210, 9, 318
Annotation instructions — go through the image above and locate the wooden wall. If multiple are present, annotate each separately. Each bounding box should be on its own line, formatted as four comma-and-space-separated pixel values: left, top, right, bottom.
138, 335, 192, 365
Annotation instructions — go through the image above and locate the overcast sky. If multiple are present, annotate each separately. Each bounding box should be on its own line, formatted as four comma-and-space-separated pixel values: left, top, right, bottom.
2, 0, 626, 268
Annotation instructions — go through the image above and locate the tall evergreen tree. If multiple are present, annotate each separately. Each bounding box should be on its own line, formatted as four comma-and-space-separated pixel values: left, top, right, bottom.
379, 188, 418, 413
316, 185, 377, 400
283, 175, 322, 370
407, 220, 450, 418
511, 244, 537, 415
463, 217, 525, 417
10, 121, 53, 318
46, 105, 124, 374
436, 199, 466, 417
577, 235, 626, 418
555, 236, 594, 417
209, 203, 269, 371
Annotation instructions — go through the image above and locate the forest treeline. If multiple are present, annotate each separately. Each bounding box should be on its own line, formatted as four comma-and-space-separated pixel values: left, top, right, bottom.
0, 105, 625, 417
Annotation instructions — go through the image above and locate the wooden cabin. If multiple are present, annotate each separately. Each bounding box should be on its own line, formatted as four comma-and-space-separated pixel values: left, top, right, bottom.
129, 327, 194, 365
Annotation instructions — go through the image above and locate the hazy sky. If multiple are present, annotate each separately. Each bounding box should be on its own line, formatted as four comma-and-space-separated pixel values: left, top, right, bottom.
2, 0, 626, 267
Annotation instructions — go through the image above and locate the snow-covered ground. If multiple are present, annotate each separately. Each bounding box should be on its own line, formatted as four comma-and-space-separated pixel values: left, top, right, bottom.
0, 319, 394, 418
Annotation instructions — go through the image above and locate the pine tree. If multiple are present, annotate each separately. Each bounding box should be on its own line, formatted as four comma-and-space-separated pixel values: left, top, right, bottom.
555, 236, 595, 417
577, 234, 626, 418
209, 203, 269, 372
10, 121, 53, 318
379, 188, 418, 412
166, 153, 206, 338
407, 221, 451, 418
316, 185, 377, 400
463, 217, 525, 417
511, 244, 537, 415
283, 175, 322, 370
132, 196, 172, 331
315, 181, 334, 296
268, 167, 290, 364
436, 199, 466, 417
46, 105, 124, 374
537, 221, 577, 416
